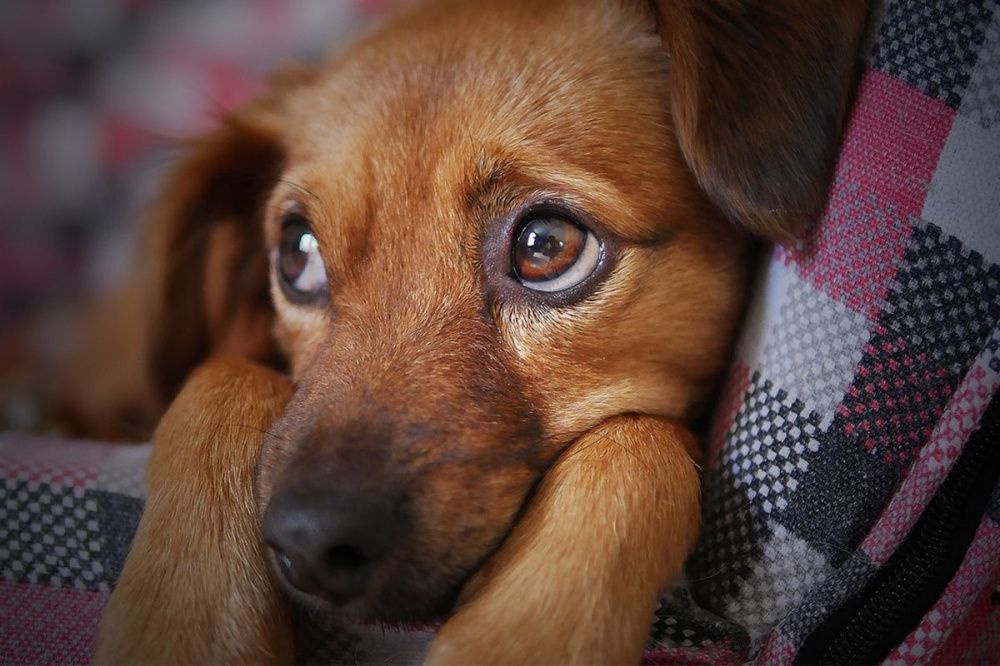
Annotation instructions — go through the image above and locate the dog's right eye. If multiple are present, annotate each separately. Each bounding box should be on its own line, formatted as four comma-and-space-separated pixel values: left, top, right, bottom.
277, 214, 328, 303
512, 214, 600, 293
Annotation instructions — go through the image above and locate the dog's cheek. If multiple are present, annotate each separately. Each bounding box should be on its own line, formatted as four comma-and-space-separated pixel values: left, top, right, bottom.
492, 251, 659, 439
269, 281, 329, 380
375, 415, 544, 614
496, 235, 752, 440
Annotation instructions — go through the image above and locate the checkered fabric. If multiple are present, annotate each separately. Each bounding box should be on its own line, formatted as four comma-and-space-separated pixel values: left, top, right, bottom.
657, 0, 1000, 661
2, 0, 1000, 663
0, 437, 144, 663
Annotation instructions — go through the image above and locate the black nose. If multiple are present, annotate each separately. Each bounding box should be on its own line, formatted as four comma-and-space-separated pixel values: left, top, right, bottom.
262, 487, 403, 604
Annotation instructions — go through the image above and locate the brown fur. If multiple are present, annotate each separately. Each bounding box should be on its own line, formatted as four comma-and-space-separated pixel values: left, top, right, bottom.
428, 416, 702, 665
74, 0, 868, 662
656, 0, 869, 240
94, 358, 295, 664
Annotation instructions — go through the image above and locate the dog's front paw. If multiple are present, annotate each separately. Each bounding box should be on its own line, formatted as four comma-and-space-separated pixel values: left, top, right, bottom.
93, 589, 293, 665
425, 415, 701, 666
92, 358, 295, 665
92, 594, 167, 665
425, 611, 531, 666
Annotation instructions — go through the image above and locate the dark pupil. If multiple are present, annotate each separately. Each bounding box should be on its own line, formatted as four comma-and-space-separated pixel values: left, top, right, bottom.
279, 217, 310, 285
514, 217, 581, 281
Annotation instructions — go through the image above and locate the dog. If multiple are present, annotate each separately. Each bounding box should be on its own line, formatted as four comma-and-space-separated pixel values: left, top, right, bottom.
37, 0, 868, 662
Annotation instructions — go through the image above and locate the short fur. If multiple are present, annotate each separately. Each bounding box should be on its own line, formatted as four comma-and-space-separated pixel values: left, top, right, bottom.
61, 0, 867, 662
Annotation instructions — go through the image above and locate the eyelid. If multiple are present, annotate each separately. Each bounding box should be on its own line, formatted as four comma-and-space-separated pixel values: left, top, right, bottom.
266, 198, 307, 248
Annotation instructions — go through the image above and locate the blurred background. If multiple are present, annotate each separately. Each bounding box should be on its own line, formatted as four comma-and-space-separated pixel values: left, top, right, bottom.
0, 0, 388, 334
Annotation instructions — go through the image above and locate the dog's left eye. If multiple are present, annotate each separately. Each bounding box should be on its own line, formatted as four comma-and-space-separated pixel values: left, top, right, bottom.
512, 214, 600, 292
277, 214, 328, 302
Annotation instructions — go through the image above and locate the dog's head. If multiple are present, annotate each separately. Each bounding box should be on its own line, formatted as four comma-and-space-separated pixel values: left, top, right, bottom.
146, 0, 866, 620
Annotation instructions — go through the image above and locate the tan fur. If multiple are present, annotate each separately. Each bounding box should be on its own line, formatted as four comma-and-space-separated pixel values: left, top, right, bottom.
93, 358, 294, 664
44, 0, 869, 662
427, 416, 701, 664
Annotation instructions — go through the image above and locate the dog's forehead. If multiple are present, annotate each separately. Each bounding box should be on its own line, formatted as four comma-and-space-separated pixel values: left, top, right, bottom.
279, 0, 685, 255
319, 1, 662, 141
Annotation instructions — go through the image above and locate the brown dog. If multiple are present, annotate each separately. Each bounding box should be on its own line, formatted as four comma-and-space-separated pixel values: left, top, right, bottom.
80, 0, 868, 662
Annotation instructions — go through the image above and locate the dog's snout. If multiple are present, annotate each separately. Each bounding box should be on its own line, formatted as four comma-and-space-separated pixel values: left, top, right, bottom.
262, 486, 403, 605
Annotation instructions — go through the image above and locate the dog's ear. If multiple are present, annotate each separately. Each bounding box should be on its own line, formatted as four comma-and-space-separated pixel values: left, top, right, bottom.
653, 0, 868, 240
144, 64, 314, 402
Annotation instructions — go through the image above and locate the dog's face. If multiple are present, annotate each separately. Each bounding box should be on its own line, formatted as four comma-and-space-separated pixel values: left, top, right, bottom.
145, 0, 866, 620
257, 0, 748, 619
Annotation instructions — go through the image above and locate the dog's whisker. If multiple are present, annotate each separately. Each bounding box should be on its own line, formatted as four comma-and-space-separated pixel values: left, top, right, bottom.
682, 566, 729, 583
222, 422, 290, 443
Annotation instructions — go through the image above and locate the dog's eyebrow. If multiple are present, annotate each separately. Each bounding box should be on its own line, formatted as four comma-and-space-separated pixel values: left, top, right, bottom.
461, 155, 522, 216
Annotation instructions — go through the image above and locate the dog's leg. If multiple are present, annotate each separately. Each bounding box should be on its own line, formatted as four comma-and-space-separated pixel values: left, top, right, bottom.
426, 415, 701, 665
93, 357, 294, 664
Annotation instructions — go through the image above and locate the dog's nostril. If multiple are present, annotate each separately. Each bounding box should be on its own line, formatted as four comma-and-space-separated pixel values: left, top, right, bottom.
276, 550, 293, 576
269, 546, 310, 591
326, 544, 369, 571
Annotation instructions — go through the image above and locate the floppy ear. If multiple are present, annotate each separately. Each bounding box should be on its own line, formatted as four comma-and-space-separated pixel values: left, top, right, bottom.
144, 65, 314, 402
654, 0, 869, 240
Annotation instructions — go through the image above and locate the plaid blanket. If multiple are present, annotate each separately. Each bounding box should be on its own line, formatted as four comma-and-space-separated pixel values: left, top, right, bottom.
3, 0, 1000, 663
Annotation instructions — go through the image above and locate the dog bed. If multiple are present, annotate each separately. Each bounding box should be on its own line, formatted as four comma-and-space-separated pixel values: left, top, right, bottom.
2, 0, 1000, 663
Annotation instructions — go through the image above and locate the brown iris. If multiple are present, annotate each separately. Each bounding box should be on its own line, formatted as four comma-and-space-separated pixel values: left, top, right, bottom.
276, 213, 327, 303
512, 216, 586, 283
279, 216, 310, 284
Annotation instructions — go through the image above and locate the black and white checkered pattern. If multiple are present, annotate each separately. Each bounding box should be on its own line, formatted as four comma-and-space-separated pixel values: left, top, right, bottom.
647, 586, 749, 651
761, 277, 872, 423
872, 0, 995, 108
719, 374, 823, 516
960, 4, 1000, 127
1, 479, 108, 591
689, 464, 768, 607
774, 430, 899, 565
